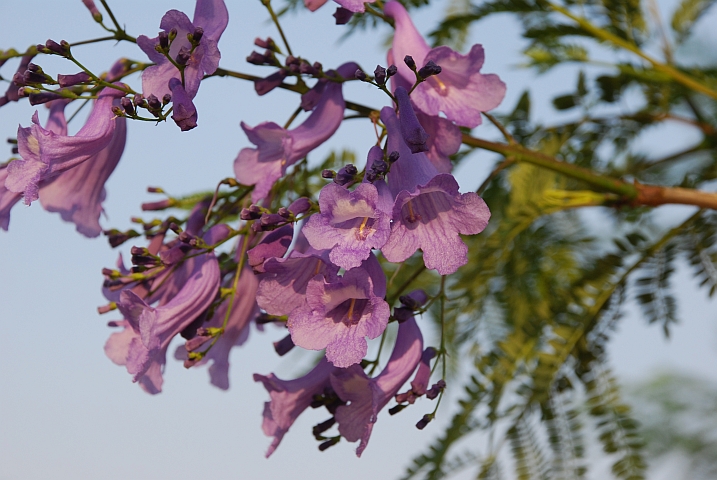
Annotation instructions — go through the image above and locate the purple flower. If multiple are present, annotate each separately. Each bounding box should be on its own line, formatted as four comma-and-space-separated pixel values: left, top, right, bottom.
384, 1, 506, 128
380, 106, 491, 275
414, 108, 461, 173
301, 179, 392, 270
168, 78, 198, 131
37, 98, 127, 237
247, 224, 294, 273
0, 54, 35, 107
178, 265, 259, 390
331, 316, 424, 456
137, 0, 228, 126
253, 357, 336, 457
0, 165, 22, 231
394, 86, 429, 154
104, 224, 227, 394
234, 62, 358, 203
395, 346, 436, 404
5, 86, 125, 205
287, 254, 389, 368
256, 240, 340, 317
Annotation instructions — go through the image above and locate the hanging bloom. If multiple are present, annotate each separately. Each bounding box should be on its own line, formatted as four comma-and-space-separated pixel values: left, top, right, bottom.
384, 1, 506, 128
287, 254, 389, 368
104, 224, 227, 394
137, 0, 228, 128
247, 224, 294, 273
5, 86, 125, 205
331, 316, 424, 456
301, 165, 393, 269
381, 106, 491, 275
168, 78, 198, 131
178, 265, 259, 390
414, 108, 461, 174
254, 358, 336, 457
234, 62, 358, 203
36, 98, 127, 237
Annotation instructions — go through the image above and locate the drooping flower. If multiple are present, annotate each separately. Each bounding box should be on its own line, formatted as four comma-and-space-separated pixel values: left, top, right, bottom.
301, 161, 393, 269
287, 253, 389, 368
384, 0, 506, 128
36, 97, 127, 237
0, 54, 35, 108
380, 106, 491, 275
178, 264, 259, 390
104, 224, 227, 394
137, 0, 228, 129
331, 316, 424, 456
234, 62, 358, 203
5, 86, 125, 204
254, 357, 337, 457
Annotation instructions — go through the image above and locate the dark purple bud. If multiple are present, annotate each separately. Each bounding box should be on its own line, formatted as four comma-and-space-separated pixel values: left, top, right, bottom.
388, 404, 408, 415
11, 146, 19, 154
411, 347, 437, 397
168, 222, 182, 234
334, 164, 358, 186
27, 63, 41, 72
246, 51, 267, 65
299, 61, 318, 75
404, 55, 417, 71
29, 91, 62, 106
393, 306, 414, 323
45, 39, 69, 57
395, 86, 430, 153
277, 207, 291, 219
12, 72, 27, 87
176, 46, 191, 66
426, 379, 446, 400
97, 303, 115, 314
374, 65, 387, 86
133, 93, 145, 106
162, 93, 171, 105
158, 31, 169, 50
403, 289, 429, 307
146, 94, 161, 111
312, 417, 336, 437
333, 7, 353, 24
260, 213, 285, 227
146, 186, 164, 193
288, 63, 300, 74
288, 197, 311, 215
255, 70, 288, 96
318, 437, 340, 452
130, 246, 147, 256
132, 254, 159, 266
254, 37, 271, 49
240, 205, 262, 220
386, 65, 398, 78
365, 172, 378, 183
191, 27, 204, 43
273, 334, 295, 356
416, 414, 433, 430
141, 199, 173, 211
285, 55, 300, 66
82, 0, 103, 21
322, 169, 336, 179
57, 71, 91, 87
354, 69, 368, 82
417, 60, 442, 79
111, 106, 124, 117
370, 159, 389, 174
312, 61, 323, 72
23, 70, 48, 85
168, 28, 178, 41
388, 151, 400, 163
185, 333, 212, 352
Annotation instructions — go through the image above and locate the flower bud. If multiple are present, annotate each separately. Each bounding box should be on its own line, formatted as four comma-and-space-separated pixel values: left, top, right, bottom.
288, 197, 311, 215
388, 151, 400, 163
374, 65, 387, 86
158, 31, 169, 51
354, 69, 368, 82
57, 71, 91, 87
321, 169, 336, 179
404, 55, 417, 72
168, 28, 177, 41
417, 60, 442, 79
191, 27, 204, 44
176, 46, 191, 66
386, 65, 398, 78
246, 51, 267, 65
334, 164, 357, 186
333, 7, 353, 25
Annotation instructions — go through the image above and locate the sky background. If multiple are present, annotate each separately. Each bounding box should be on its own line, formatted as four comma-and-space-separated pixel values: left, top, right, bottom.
1, 1, 717, 479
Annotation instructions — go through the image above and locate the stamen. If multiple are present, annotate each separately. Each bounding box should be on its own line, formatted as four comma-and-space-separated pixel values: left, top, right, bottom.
429, 76, 449, 96
356, 217, 371, 240
346, 298, 356, 322
406, 200, 420, 223
314, 258, 322, 275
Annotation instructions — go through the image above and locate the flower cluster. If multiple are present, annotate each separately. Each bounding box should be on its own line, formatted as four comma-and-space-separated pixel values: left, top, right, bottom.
0, 0, 503, 459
